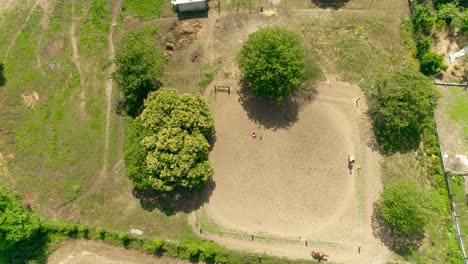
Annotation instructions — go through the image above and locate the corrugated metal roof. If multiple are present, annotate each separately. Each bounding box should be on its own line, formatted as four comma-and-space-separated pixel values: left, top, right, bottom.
171, 0, 206, 4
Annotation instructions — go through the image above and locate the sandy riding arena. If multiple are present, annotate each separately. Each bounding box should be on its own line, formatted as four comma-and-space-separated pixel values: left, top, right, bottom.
199, 81, 391, 263
47, 240, 189, 264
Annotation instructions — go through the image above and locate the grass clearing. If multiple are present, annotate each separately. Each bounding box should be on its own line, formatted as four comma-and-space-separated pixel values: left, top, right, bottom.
448, 88, 468, 140
198, 61, 221, 93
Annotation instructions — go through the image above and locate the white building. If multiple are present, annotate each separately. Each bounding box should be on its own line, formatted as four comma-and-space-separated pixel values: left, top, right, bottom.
171, 0, 207, 12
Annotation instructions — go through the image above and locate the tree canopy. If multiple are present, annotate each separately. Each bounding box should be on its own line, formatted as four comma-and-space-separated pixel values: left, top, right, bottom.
378, 180, 429, 234
0, 185, 40, 251
238, 27, 306, 100
114, 29, 166, 116
125, 89, 215, 192
369, 67, 439, 152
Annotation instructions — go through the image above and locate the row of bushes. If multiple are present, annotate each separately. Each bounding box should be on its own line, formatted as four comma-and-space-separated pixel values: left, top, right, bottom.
412, 1, 452, 76
3, 217, 316, 264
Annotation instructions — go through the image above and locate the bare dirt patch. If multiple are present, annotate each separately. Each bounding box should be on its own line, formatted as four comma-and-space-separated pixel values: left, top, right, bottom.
200, 81, 390, 263
21, 91, 39, 108
44, 37, 65, 59
47, 240, 189, 264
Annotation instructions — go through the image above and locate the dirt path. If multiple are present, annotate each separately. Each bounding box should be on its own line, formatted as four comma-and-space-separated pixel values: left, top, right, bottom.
70, 0, 86, 109
47, 240, 189, 264
70, 0, 122, 207
3, 0, 38, 63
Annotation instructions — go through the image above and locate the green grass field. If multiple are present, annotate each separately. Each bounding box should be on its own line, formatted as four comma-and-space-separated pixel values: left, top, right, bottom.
0, 0, 191, 243
448, 88, 468, 141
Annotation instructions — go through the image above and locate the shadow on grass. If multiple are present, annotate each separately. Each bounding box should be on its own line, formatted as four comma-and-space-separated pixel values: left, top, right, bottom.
237, 81, 318, 130
312, 0, 350, 9
371, 204, 425, 256
132, 180, 216, 216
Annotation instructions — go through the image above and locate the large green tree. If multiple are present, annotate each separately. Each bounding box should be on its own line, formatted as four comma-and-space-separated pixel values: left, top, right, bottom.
114, 29, 166, 116
125, 89, 215, 191
0, 186, 40, 251
369, 67, 439, 152
238, 27, 306, 100
378, 180, 428, 234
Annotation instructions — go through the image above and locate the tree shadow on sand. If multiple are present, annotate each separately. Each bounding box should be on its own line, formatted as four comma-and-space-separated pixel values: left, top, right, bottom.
312, 0, 350, 9
237, 81, 318, 130
132, 180, 216, 216
371, 204, 425, 256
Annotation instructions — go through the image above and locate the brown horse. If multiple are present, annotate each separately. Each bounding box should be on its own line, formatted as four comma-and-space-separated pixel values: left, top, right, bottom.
311, 251, 329, 262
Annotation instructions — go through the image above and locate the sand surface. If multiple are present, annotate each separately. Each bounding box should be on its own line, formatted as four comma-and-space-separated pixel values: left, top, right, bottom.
47, 240, 189, 264
199, 81, 391, 263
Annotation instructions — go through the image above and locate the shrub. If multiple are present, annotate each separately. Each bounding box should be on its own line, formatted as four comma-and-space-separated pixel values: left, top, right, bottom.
413, 4, 435, 35
369, 67, 440, 152
113, 29, 165, 116
416, 36, 432, 59
118, 232, 130, 247
143, 238, 166, 254
436, 3, 462, 27
238, 27, 306, 100
0, 185, 40, 251
378, 180, 429, 234
420, 51, 447, 76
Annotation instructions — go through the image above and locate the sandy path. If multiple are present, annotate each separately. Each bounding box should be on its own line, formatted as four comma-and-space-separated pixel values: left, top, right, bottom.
3, 1, 38, 63
70, 0, 86, 109
47, 240, 189, 264
195, 81, 390, 263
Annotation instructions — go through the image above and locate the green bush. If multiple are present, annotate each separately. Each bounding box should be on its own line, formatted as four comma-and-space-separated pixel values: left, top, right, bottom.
0, 185, 40, 251
436, 3, 462, 27
420, 51, 447, 76
113, 29, 166, 116
413, 4, 435, 35
118, 232, 130, 247
378, 180, 429, 234
369, 67, 440, 152
143, 238, 166, 254
416, 36, 432, 59
238, 27, 306, 100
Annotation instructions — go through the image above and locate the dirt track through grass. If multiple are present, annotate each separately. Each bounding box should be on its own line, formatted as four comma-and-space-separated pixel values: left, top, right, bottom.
72, 0, 122, 205
70, 0, 85, 109
2, 0, 38, 63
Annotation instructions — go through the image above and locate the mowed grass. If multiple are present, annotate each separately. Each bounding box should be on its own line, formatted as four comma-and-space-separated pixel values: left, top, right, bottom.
447, 175, 468, 251
448, 88, 468, 141
122, 0, 173, 20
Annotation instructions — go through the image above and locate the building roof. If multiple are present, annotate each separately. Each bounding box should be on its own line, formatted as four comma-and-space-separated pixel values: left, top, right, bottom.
171, 0, 206, 4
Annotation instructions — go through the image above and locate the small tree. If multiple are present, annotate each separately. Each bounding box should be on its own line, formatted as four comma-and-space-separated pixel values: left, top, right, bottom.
378, 180, 428, 234
114, 29, 165, 116
420, 51, 447, 76
0, 186, 40, 251
125, 89, 215, 192
369, 67, 439, 152
238, 27, 306, 100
